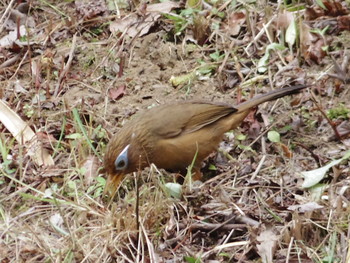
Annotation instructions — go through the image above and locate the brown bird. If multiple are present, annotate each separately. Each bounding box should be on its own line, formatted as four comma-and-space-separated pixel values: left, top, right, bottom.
104, 85, 308, 195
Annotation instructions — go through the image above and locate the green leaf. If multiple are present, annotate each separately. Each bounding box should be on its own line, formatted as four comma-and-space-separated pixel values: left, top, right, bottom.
236, 134, 247, 141
315, 0, 326, 10
65, 133, 83, 139
267, 131, 281, 143
68, 181, 77, 190
187, 0, 200, 8
208, 164, 217, 170
184, 256, 201, 263
237, 144, 254, 152
286, 20, 297, 48
309, 183, 328, 201
165, 183, 182, 199
169, 72, 196, 87
327, 104, 350, 120
180, 8, 195, 16
301, 150, 350, 188
209, 51, 224, 61
258, 43, 286, 73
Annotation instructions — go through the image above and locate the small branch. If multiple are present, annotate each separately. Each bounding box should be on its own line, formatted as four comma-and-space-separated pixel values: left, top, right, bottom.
54, 34, 77, 97
178, 222, 247, 232
310, 91, 342, 141
295, 142, 322, 167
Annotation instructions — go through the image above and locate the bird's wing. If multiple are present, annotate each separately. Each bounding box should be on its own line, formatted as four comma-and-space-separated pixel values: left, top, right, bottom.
150, 102, 237, 138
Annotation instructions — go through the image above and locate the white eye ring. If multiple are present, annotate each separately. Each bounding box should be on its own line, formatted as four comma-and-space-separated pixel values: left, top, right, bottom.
115, 144, 130, 171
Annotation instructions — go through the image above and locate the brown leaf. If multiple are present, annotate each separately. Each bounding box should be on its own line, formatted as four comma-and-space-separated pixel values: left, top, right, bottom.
338, 15, 350, 31
279, 142, 293, 158
193, 15, 210, 45
300, 23, 315, 55
275, 11, 294, 30
109, 1, 180, 38
108, 85, 126, 100
305, 1, 348, 20
323, 1, 348, 17
290, 96, 302, 106
224, 11, 246, 36
304, 38, 327, 64
256, 227, 279, 263
36, 132, 57, 149
75, 0, 107, 19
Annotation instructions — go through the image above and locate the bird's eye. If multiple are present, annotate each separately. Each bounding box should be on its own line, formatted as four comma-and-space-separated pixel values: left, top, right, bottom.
114, 144, 130, 171
116, 160, 126, 168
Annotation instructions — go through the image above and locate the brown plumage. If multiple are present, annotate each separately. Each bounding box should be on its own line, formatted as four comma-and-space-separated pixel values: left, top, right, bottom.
104, 85, 308, 195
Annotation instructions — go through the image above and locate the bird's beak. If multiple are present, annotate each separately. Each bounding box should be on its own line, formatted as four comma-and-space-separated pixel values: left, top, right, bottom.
103, 173, 124, 197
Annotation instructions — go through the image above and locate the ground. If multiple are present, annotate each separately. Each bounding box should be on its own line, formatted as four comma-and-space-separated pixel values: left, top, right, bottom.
0, 0, 350, 262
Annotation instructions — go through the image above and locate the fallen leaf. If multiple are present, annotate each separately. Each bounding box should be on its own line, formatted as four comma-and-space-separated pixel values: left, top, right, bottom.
49, 213, 68, 236
300, 23, 315, 55
305, 1, 348, 20
75, 0, 107, 19
224, 11, 246, 36
288, 202, 324, 213
279, 142, 293, 158
0, 100, 54, 166
256, 227, 279, 263
0, 25, 27, 48
275, 11, 294, 29
108, 85, 126, 100
304, 38, 327, 64
110, 1, 180, 38
338, 15, 350, 31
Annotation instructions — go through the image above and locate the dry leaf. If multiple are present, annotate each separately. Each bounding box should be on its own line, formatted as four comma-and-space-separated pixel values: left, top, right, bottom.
110, 1, 179, 38
288, 202, 324, 213
75, 0, 107, 19
275, 11, 293, 30
0, 100, 54, 166
256, 227, 279, 263
338, 15, 350, 31
304, 38, 327, 64
224, 11, 246, 36
279, 142, 293, 158
0, 25, 27, 48
108, 85, 126, 100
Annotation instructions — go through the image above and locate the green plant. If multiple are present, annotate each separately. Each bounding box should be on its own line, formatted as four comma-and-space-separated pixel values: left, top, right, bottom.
327, 104, 350, 120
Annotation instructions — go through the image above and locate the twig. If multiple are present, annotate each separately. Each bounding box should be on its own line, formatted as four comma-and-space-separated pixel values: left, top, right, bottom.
54, 34, 77, 97
178, 222, 247, 232
140, 222, 157, 263
244, 15, 276, 57
295, 142, 322, 167
0, 0, 16, 34
135, 171, 140, 233
0, 54, 21, 69
310, 91, 342, 141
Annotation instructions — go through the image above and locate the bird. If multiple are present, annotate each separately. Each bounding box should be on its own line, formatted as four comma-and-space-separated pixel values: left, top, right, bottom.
104, 85, 308, 195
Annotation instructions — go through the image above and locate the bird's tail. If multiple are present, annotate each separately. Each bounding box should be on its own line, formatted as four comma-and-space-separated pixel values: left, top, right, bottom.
236, 85, 309, 112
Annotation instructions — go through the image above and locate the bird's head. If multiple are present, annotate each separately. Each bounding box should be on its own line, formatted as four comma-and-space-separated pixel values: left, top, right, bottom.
103, 132, 135, 196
